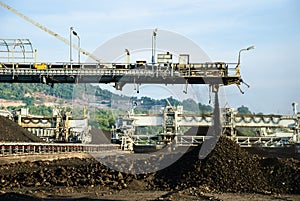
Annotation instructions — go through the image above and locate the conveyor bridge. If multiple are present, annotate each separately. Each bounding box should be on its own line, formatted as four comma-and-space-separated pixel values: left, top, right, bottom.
0, 62, 240, 87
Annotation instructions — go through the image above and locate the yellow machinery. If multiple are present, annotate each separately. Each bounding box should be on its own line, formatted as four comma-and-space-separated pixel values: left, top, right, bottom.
34, 63, 47, 69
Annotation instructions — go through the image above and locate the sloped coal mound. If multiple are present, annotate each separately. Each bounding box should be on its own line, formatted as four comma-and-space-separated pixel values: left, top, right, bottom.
151, 137, 299, 194
0, 137, 298, 194
89, 128, 110, 144
0, 116, 43, 142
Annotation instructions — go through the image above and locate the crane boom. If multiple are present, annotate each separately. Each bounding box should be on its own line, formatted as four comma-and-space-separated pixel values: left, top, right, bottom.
0, 2, 101, 63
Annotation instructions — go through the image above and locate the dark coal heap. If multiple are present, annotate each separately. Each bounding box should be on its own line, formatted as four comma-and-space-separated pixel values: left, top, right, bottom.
0, 137, 299, 194
0, 116, 43, 142
89, 128, 110, 144
151, 137, 300, 194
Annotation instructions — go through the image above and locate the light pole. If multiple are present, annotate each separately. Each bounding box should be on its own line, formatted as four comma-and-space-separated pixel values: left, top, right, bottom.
237, 45, 255, 64
236, 45, 255, 76
151, 28, 158, 64
292, 102, 298, 116
70, 27, 73, 65
125, 49, 130, 66
72, 29, 80, 64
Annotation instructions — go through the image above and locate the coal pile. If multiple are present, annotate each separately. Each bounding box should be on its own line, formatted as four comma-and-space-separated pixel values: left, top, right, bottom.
151, 137, 266, 192
89, 128, 110, 144
0, 158, 131, 191
0, 137, 298, 195
260, 157, 300, 193
0, 116, 43, 142
151, 137, 300, 194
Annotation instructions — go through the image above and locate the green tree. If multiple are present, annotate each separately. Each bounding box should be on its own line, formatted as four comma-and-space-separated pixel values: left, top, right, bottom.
23, 97, 34, 106
199, 103, 213, 114
182, 99, 199, 113
28, 105, 53, 116
237, 105, 252, 114
96, 109, 115, 130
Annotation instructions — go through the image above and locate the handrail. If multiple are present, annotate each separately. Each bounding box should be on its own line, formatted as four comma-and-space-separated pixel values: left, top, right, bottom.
0, 142, 119, 156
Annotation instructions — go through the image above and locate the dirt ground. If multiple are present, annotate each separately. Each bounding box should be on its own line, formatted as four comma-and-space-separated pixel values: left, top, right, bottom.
0, 187, 300, 201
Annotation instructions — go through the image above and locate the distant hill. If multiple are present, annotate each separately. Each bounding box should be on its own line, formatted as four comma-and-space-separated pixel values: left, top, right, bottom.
0, 83, 212, 114
0, 83, 74, 101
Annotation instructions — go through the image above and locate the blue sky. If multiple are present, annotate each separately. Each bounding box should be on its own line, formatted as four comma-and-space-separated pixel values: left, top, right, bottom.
1, 0, 300, 114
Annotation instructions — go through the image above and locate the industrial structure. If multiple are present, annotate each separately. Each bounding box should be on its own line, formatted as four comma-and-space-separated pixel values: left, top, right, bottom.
0, 107, 90, 143
1, 36, 298, 153
0, 1, 299, 156
0, 37, 241, 89
111, 103, 300, 152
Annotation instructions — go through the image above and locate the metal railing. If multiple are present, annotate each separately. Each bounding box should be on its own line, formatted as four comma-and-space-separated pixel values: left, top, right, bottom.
0, 63, 239, 79
175, 135, 214, 146
0, 39, 34, 63
0, 142, 119, 156
0, 62, 238, 76
231, 136, 293, 147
